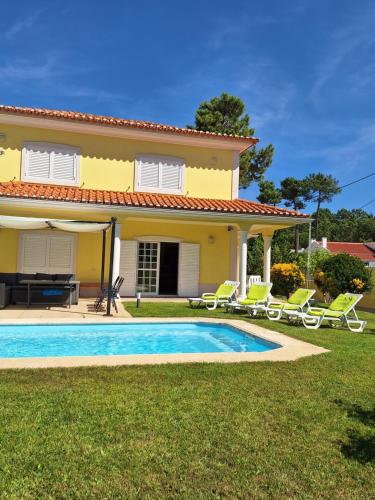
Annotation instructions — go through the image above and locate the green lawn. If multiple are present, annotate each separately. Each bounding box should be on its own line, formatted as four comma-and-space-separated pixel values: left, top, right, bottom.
0, 303, 374, 498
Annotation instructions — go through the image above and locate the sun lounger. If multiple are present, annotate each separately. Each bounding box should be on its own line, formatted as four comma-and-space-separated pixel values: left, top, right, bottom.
188, 280, 240, 311
266, 288, 316, 321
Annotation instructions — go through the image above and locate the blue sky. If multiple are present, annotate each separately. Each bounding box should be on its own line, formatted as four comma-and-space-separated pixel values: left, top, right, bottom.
1, 0, 375, 213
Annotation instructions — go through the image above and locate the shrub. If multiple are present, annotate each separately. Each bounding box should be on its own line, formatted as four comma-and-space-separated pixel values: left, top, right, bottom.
271, 263, 305, 297
314, 253, 373, 298
288, 248, 330, 277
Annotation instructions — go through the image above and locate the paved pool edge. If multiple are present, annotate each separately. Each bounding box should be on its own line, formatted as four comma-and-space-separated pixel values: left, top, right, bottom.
0, 318, 329, 369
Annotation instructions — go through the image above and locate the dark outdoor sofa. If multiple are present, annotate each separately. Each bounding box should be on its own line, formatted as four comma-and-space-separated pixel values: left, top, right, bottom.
0, 273, 79, 308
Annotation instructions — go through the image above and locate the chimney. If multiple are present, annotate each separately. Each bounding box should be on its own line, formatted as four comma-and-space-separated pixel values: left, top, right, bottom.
321, 237, 327, 249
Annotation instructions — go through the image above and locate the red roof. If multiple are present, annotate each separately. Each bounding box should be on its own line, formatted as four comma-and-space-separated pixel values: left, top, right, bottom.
326, 242, 375, 261
0, 181, 307, 218
0, 105, 258, 148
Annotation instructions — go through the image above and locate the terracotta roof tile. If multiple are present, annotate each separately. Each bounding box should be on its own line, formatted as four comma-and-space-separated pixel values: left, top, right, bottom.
0, 105, 258, 147
0, 181, 307, 218
326, 242, 375, 261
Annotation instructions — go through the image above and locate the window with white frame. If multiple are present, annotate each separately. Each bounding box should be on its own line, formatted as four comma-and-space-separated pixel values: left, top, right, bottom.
135, 155, 184, 194
22, 142, 80, 185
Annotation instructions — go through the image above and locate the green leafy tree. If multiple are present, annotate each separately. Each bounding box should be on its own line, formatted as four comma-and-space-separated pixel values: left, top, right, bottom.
280, 177, 310, 252
189, 93, 274, 188
314, 253, 373, 298
247, 236, 263, 275
257, 180, 282, 206
304, 173, 341, 239
288, 248, 330, 281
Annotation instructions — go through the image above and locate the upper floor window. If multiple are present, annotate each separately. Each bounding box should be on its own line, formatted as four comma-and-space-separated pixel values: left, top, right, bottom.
22, 142, 80, 186
135, 155, 185, 194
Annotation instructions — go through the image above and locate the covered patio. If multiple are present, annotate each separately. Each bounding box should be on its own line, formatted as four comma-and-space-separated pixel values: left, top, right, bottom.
0, 215, 121, 316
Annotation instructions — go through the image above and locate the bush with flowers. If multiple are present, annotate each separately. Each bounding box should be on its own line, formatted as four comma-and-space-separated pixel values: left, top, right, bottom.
271, 263, 305, 297
314, 253, 372, 298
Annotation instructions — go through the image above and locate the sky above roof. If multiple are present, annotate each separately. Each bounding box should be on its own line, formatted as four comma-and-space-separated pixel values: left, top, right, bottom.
1, 0, 375, 213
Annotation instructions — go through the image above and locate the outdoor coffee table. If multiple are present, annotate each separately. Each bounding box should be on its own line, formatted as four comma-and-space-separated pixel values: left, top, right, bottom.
19, 280, 80, 308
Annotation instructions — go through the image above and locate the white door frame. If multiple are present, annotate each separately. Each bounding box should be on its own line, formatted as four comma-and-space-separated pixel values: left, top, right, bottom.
134, 237, 182, 296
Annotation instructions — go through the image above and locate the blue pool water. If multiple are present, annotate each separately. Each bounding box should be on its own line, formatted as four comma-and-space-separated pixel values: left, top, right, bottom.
0, 322, 280, 358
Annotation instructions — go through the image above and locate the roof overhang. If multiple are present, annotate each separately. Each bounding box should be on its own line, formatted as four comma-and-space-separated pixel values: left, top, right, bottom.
0, 113, 257, 153
0, 196, 313, 231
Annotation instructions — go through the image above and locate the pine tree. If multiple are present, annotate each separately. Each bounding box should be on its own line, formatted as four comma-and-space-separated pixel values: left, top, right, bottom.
280, 177, 310, 252
257, 180, 282, 206
189, 93, 274, 188
304, 173, 341, 239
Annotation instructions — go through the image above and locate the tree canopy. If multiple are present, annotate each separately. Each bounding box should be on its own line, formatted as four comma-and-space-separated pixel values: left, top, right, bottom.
257, 180, 282, 206
280, 177, 311, 251
303, 173, 341, 238
189, 93, 274, 189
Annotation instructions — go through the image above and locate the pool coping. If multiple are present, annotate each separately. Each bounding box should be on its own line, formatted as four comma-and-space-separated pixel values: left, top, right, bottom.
0, 317, 329, 369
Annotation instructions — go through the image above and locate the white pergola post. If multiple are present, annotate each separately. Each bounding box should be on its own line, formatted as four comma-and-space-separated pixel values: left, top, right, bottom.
238, 226, 250, 298
112, 222, 121, 285
263, 234, 273, 283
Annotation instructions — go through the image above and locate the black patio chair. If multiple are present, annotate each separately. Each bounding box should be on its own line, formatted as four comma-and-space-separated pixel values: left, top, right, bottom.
95, 276, 124, 313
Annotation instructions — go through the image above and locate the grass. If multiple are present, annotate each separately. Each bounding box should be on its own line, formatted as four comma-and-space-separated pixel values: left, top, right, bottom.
0, 303, 373, 498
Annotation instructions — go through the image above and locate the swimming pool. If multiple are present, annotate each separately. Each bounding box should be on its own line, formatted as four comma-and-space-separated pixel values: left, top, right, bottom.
0, 322, 280, 358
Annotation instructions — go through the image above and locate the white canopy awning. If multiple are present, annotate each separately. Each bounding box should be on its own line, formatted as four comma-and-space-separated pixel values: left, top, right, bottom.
0, 216, 111, 233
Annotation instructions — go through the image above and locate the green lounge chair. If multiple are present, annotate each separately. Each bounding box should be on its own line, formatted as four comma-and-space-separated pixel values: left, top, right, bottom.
226, 282, 272, 316
188, 280, 240, 311
300, 293, 366, 332
266, 288, 316, 321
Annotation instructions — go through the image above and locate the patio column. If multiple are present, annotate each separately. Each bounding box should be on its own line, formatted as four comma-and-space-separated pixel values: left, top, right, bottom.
112, 222, 121, 285
263, 233, 273, 283
238, 225, 251, 298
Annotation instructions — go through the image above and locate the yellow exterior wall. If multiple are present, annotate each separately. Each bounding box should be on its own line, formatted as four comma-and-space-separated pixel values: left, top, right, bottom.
122, 220, 231, 288
0, 123, 234, 200
0, 228, 18, 273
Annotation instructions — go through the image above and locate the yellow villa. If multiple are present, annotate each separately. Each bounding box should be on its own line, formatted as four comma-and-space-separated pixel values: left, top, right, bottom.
0, 105, 309, 301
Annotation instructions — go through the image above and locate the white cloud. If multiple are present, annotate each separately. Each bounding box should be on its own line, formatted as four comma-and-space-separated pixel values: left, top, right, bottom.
0, 53, 125, 107
3, 9, 45, 41
300, 122, 375, 173
310, 7, 375, 102
0, 57, 62, 82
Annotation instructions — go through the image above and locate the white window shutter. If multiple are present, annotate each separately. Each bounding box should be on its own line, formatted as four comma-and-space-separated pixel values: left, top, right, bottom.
51, 150, 76, 182
22, 235, 48, 273
160, 159, 182, 191
48, 236, 75, 273
178, 243, 200, 297
23, 142, 79, 185
139, 158, 159, 189
20, 234, 75, 274
119, 240, 138, 296
26, 147, 50, 179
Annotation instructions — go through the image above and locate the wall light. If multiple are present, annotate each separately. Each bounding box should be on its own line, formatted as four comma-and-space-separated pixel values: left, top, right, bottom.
0, 133, 6, 142
208, 235, 215, 244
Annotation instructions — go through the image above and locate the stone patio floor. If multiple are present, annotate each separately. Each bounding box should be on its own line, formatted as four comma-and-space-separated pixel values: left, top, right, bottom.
0, 299, 131, 320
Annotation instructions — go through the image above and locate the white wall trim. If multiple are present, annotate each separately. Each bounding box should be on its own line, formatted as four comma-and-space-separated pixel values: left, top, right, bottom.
231, 151, 240, 199
21, 141, 80, 187
134, 235, 183, 243
0, 114, 254, 152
